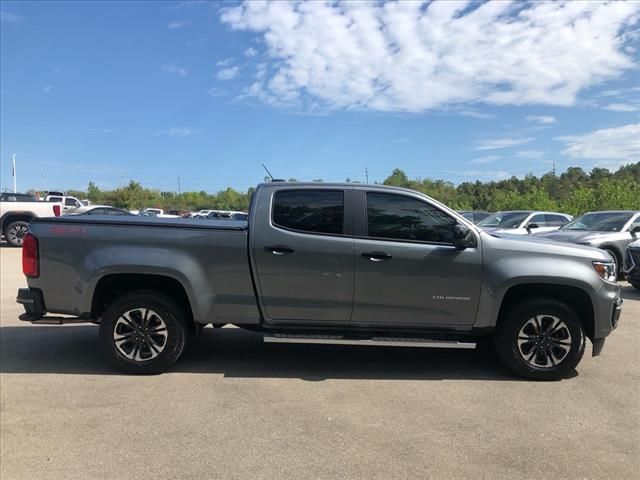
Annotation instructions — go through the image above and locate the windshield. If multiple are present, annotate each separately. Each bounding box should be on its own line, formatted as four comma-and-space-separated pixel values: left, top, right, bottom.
478, 212, 530, 229
561, 212, 634, 232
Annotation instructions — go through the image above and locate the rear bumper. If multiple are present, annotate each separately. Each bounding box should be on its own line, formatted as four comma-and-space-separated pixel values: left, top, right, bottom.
16, 288, 46, 320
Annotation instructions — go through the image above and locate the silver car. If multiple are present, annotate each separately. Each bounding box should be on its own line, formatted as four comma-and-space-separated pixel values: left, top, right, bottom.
537, 211, 640, 274
478, 210, 572, 235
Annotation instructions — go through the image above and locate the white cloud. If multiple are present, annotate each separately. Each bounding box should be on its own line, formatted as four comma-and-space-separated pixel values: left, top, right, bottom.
444, 169, 511, 180
525, 115, 556, 124
516, 150, 545, 159
216, 66, 240, 81
603, 103, 638, 112
220, 1, 640, 112
162, 64, 188, 77
216, 58, 234, 67
244, 47, 257, 57
168, 20, 189, 29
207, 87, 226, 97
1, 11, 24, 23
43, 85, 53, 93
469, 155, 501, 164
458, 109, 494, 120
476, 137, 534, 151
556, 123, 640, 163
155, 127, 199, 137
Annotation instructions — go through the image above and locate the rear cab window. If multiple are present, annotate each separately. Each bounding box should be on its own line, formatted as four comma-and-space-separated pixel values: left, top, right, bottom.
272, 189, 345, 235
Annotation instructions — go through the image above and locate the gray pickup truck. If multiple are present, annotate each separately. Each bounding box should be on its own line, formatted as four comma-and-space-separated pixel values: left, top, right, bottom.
17, 182, 623, 380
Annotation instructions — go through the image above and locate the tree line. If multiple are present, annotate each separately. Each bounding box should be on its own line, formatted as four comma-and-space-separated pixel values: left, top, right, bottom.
64, 162, 639, 215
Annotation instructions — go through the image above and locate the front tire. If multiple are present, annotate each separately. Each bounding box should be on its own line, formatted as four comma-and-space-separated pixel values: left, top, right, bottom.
99, 291, 187, 374
5, 220, 29, 247
495, 298, 585, 380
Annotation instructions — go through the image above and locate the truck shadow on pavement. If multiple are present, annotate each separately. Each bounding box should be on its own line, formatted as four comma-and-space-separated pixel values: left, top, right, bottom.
0, 325, 563, 381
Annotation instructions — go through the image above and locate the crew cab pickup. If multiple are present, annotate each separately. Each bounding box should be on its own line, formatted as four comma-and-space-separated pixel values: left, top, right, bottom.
16, 183, 623, 379
1, 193, 62, 247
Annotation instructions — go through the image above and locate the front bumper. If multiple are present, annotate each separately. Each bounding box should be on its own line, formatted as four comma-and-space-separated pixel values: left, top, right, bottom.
593, 295, 623, 357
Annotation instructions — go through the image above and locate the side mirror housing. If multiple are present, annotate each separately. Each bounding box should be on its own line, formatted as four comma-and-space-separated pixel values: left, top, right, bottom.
631, 225, 640, 236
453, 224, 477, 250
526, 223, 539, 230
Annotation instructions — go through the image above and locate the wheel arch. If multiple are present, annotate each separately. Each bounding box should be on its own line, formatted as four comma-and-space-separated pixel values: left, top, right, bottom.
91, 273, 196, 332
1, 213, 35, 233
497, 283, 595, 341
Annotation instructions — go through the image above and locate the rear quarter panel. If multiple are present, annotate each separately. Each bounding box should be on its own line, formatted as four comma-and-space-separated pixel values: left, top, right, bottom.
27, 219, 259, 324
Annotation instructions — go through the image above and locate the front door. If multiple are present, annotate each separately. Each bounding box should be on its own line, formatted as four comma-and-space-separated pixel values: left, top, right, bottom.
352, 191, 482, 326
251, 187, 354, 323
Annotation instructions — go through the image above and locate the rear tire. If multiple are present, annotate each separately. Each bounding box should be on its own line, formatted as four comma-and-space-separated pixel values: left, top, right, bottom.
5, 220, 29, 247
495, 298, 585, 380
99, 291, 187, 374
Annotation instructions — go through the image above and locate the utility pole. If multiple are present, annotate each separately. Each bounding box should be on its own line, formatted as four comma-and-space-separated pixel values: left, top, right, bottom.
365, 168, 369, 184
11, 154, 17, 193
177, 175, 181, 195
552, 161, 556, 177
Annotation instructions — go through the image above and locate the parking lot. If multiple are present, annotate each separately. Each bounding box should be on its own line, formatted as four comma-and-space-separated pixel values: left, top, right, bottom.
0, 245, 638, 479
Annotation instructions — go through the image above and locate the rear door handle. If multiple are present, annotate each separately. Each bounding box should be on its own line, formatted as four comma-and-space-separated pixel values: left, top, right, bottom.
265, 246, 295, 256
361, 251, 392, 262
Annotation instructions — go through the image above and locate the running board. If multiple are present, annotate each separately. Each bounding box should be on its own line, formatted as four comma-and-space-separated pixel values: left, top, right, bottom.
263, 333, 476, 349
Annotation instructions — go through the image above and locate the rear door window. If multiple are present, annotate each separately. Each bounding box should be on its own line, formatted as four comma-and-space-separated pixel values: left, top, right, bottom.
529, 214, 546, 226
272, 190, 344, 235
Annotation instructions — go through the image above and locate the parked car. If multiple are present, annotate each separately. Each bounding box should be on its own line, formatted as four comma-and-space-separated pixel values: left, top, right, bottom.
205, 210, 249, 221
538, 211, 640, 275
624, 240, 640, 291
478, 210, 572, 235
0, 193, 62, 247
17, 182, 623, 380
65, 205, 133, 216
45, 194, 83, 212
458, 210, 491, 224
141, 208, 181, 219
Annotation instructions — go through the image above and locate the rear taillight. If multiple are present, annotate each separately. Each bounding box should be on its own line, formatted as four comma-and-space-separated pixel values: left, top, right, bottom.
22, 233, 39, 278
53, 205, 61, 216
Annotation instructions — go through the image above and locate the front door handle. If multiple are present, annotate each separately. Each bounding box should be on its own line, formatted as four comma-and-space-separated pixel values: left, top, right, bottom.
265, 246, 295, 256
361, 251, 392, 262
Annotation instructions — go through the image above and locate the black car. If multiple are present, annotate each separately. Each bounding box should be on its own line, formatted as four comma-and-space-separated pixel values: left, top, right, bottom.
625, 240, 640, 291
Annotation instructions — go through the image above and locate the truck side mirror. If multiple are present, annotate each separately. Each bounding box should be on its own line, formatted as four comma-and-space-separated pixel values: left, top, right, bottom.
452, 224, 476, 250
526, 223, 539, 230
631, 225, 640, 236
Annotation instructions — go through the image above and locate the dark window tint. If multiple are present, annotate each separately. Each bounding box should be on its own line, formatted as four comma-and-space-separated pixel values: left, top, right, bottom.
529, 214, 546, 226
273, 190, 344, 235
545, 214, 569, 226
1, 193, 38, 202
367, 192, 456, 243
87, 208, 104, 215
65, 198, 79, 207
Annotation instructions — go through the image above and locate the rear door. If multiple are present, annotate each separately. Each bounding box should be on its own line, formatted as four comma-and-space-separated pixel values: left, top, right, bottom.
251, 186, 355, 323
352, 190, 482, 326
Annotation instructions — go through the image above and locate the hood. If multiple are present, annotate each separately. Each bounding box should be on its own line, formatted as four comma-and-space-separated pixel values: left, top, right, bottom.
481, 230, 610, 262
534, 230, 615, 244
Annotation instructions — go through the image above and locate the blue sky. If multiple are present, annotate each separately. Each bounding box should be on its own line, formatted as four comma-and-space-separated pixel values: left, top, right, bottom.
1, 0, 639, 194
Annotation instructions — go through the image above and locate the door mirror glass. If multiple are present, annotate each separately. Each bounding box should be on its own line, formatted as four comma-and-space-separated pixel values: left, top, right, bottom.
452, 224, 476, 250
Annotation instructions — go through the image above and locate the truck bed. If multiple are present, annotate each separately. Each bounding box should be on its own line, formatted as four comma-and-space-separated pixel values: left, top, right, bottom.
26, 216, 259, 324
